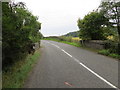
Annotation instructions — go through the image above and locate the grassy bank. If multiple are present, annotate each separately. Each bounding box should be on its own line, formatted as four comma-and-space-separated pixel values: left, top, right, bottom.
43, 38, 99, 52
2, 50, 41, 88
43, 38, 80, 47
43, 38, 120, 60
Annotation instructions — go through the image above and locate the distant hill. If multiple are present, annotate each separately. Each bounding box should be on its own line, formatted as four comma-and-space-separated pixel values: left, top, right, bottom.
63, 31, 79, 37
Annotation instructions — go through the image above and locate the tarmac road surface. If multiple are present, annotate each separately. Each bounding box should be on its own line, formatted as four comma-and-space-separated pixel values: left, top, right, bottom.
24, 40, 119, 89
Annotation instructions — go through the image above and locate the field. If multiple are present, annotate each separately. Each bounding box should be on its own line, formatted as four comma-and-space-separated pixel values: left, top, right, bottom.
72, 37, 81, 43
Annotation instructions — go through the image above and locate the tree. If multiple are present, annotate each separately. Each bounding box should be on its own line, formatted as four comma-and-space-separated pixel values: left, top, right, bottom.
2, 2, 42, 68
99, 0, 120, 54
99, 0, 120, 41
77, 11, 108, 40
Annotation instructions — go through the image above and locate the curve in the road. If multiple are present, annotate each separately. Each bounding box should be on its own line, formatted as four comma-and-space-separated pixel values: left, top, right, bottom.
46, 41, 118, 89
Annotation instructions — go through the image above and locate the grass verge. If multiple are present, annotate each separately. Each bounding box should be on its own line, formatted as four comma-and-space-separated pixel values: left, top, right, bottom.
2, 50, 40, 88
43, 38, 120, 60
43, 38, 98, 52
98, 49, 120, 59
43, 38, 80, 47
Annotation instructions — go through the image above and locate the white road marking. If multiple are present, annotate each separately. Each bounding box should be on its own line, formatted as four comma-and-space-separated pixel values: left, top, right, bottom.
46, 41, 60, 49
45, 41, 51, 44
51, 44, 60, 49
46, 41, 118, 89
79, 62, 118, 89
61, 49, 73, 58
72, 57, 80, 63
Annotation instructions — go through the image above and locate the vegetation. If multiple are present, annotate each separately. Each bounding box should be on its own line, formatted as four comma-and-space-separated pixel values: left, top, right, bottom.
98, 49, 110, 56
99, 0, 120, 42
99, 0, 120, 54
44, 37, 120, 59
2, 1, 42, 88
2, 1, 120, 88
2, 2, 42, 69
77, 11, 109, 40
77, 0, 120, 41
63, 31, 79, 37
76, 0, 120, 57
98, 49, 120, 59
2, 50, 40, 88
43, 37, 81, 47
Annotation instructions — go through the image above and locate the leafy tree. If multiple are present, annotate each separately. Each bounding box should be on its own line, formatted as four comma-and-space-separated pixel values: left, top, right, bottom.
99, 0, 120, 41
77, 11, 108, 40
2, 2, 42, 68
99, 0, 120, 54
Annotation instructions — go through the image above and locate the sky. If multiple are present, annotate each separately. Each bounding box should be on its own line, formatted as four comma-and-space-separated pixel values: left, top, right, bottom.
15, 0, 102, 36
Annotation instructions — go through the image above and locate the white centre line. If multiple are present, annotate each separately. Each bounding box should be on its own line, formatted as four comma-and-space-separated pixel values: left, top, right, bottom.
46, 41, 119, 89
61, 49, 73, 58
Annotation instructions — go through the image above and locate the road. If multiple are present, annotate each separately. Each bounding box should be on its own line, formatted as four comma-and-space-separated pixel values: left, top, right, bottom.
24, 40, 119, 89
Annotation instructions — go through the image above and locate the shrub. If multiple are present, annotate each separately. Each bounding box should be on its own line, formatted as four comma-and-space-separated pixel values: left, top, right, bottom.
2, 2, 42, 69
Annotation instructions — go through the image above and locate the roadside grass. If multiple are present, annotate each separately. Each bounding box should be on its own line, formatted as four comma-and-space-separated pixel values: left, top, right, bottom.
43, 38, 60, 42
98, 49, 110, 56
98, 49, 120, 59
43, 38, 81, 47
60, 41, 80, 47
2, 50, 40, 88
43, 38, 120, 60
43, 38, 99, 52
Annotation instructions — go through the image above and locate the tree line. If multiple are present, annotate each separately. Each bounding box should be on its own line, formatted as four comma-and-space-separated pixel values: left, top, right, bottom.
77, 0, 120, 54
2, 2, 42, 69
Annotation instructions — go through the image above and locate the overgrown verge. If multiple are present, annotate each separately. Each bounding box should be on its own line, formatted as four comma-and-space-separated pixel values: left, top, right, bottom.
2, 50, 40, 88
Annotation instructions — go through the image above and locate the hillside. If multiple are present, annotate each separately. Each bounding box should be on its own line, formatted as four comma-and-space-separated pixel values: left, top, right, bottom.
64, 31, 79, 37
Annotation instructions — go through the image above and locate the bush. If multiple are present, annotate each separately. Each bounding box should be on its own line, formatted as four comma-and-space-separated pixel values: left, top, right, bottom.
2, 2, 42, 69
